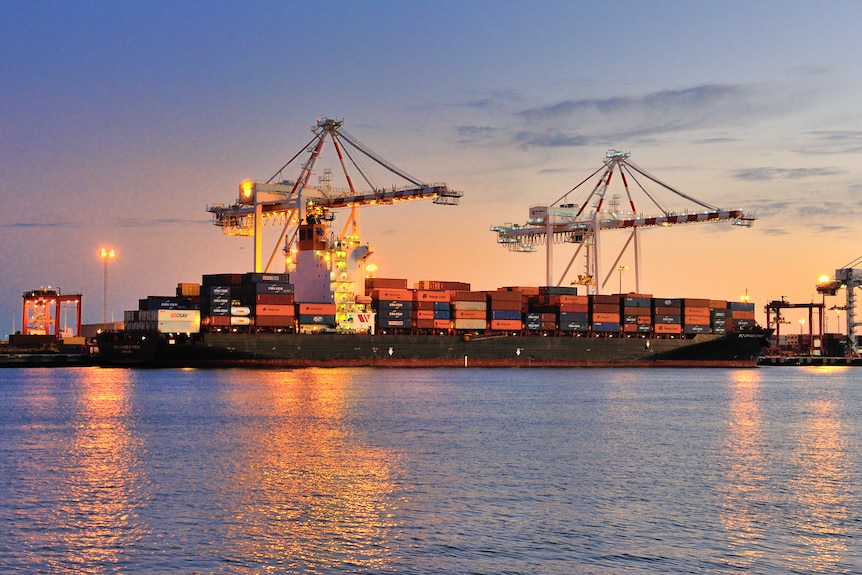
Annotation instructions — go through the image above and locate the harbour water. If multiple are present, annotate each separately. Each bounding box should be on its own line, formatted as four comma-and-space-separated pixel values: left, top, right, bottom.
1, 366, 860, 574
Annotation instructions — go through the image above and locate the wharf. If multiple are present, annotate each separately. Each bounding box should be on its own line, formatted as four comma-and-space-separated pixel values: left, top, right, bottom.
758, 355, 862, 367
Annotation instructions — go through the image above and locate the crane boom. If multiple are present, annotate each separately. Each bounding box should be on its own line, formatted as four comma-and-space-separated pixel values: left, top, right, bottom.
491, 150, 756, 292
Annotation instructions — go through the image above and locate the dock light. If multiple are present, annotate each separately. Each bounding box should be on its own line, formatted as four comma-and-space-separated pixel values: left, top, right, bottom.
100, 247, 116, 329
616, 265, 628, 294
241, 181, 254, 199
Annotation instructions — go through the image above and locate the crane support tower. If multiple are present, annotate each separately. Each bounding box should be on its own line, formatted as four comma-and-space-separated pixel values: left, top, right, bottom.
207, 118, 462, 314
817, 264, 862, 355
491, 150, 756, 293
22, 288, 82, 338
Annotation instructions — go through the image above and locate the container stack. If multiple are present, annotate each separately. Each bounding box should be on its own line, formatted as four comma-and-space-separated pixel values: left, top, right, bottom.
728, 301, 756, 331
683, 298, 711, 335
487, 290, 522, 331
200, 272, 294, 331
372, 288, 413, 330
591, 294, 621, 334
622, 296, 652, 334
412, 290, 451, 331
710, 300, 728, 334
452, 291, 487, 331
653, 298, 683, 335
297, 303, 336, 332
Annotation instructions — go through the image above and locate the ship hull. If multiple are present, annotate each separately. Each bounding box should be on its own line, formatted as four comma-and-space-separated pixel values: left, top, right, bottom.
97, 329, 772, 368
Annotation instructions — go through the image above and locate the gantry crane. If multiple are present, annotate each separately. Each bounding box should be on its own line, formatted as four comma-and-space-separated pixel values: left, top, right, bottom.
208, 117, 462, 304
816, 258, 862, 355
491, 150, 756, 293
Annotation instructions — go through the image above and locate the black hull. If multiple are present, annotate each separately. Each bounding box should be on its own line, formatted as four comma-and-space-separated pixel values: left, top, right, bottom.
97, 329, 773, 368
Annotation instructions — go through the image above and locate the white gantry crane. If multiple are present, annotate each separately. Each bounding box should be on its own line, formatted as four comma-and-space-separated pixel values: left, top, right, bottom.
207, 117, 462, 305
490, 150, 756, 294
817, 258, 862, 355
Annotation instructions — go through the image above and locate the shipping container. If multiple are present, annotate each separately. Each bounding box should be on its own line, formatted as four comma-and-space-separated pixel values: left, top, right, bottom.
256, 293, 295, 305
453, 309, 486, 320
453, 319, 487, 330
377, 308, 411, 320
654, 324, 682, 334
414, 310, 435, 320
592, 312, 620, 323
366, 277, 409, 290
255, 315, 296, 328
378, 318, 413, 329
231, 306, 251, 317
298, 303, 337, 315
256, 304, 295, 316
375, 299, 413, 311
140, 296, 193, 311
176, 283, 201, 297
490, 309, 521, 321
452, 301, 486, 311
559, 311, 589, 323
684, 324, 711, 334
413, 290, 450, 302
230, 316, 252, 326
489, 319, 523, 331
433, 309, 451, 320
453, 291, 487, 302
432, 319, 452, 330
592, 322, 620, 332
371, 288, 412, 301
655, 314, 682, 324
244, 272, 289, 284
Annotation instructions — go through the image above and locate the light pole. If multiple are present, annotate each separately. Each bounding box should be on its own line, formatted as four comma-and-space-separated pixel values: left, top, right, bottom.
100, 248, 115, 329
616, 265, 628, 294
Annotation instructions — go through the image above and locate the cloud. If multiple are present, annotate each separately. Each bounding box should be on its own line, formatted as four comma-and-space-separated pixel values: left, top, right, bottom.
797, 130, 862, 155
456, 125, 503, 144
513, 82, 806, 149
521, 85, 743, 123
117, 218, 210, 227
2, 221, 82, 228
732, 166, 845, 180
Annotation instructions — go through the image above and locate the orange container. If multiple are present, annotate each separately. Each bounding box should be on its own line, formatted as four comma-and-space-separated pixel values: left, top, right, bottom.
255, 315, 295, 327
490, 319, 523, 330
592, 312, 620, 323
654, 324, 682, 334
414, 290, 450, 302
298, 303, 337, 315
414, 310, 435, 320
454, 309, 487, 320
256, 304, 296, 316
371, 288, 412, 301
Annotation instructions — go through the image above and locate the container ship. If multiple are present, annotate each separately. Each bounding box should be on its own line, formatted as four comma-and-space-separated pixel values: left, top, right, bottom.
96, 273, 771, 368
97, 120, 771, 367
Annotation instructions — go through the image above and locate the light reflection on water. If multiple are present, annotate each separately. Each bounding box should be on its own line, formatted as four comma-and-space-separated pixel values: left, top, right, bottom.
1, 366, 861, 574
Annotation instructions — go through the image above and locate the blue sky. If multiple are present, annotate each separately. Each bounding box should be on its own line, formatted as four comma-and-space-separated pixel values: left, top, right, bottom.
2, 1, 861, 333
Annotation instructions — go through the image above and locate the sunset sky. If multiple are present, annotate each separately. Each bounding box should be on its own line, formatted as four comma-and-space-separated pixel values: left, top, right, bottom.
3, 1, 862, 335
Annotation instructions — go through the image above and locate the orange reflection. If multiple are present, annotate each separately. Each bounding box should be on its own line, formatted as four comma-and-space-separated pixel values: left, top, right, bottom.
721, 369, 766, 569
218, 368, 400, 572
48, 367, 145, 572
789, 370, 851, 572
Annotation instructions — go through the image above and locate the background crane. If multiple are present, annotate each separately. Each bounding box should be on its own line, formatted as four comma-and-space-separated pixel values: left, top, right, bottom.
491, 150, 756, 294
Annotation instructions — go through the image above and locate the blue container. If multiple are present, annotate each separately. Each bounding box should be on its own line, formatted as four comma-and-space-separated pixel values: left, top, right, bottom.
559, 311, 589, 323
378, 318, 413, 329
491, 309, 521, 321
376, 300, 413, 311
378, 309, 410, 320
592, 322, 620, 332
433, 309, 451, 320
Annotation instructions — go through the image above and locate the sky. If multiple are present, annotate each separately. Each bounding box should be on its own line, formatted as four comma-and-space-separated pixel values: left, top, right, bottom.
3, 0, 862, 335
